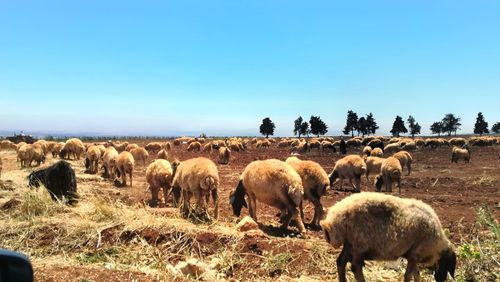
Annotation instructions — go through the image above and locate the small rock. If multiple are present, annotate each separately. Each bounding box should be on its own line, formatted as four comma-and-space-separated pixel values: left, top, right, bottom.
236, 216, 259, 232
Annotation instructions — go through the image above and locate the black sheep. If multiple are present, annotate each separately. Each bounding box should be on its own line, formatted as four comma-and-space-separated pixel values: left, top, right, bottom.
27, 161, 78, 205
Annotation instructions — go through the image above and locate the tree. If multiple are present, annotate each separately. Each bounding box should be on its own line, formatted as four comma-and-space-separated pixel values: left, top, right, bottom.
390, 115, 408, 137
293, 116, 303, 137
473, 112, 489, 135
343, 110, 358, 137
299, 121, 310, 137
492, 122, 500, 134
366, 112, 378, 135
259, 117, 275, 138
430, 122, 444, 136
309, 115, 328, 137
441, 113, 461, 136
357, 117, 369, 137
407, 115, 421, 138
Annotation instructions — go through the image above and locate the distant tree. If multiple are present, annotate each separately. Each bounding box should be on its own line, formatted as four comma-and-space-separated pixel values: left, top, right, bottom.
299, 121, 310, 137
441, 113, 461, 136
199, 133, 207, 138
357, 117, 369, 137
473, 112, 489, 136
293, 116, 304, 137
430, 122, 444, 136
492, 122, 500, 134
259, 117, 275, 138
390, 115, 408, 137
407, 115, 421, 138
343, 110, 358, 137
366, 112, 378, 135
309, 116, 328, 137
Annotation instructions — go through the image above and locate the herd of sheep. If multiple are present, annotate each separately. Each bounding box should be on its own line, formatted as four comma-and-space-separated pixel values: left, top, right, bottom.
1, 134, 499, 281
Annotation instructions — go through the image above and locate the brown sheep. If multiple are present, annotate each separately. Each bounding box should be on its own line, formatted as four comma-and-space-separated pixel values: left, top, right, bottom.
145, 142, 162, 153
163, 142, 172, 151
146, 159, 175, 207
375, 157, 402, 193
370, 147, 384, 157
393, 151, 413, 175
202, 143, 213, 153
218, 147, 231, 165
229, 159, 306, 234
286, 157, 330, 227
130, 147, 149, 166
364, 156, 385, 180
157, 149, 169, 160
172, 157, 219, 219
18, 144, 45, 168
329, 155, 367, 192
384, 143, 401, 154
60, 138, 85, 160
125, 143, 140, 151
362, 146, 372, 156
85, 145, 102, 174
115, 151, 134, 187
112, 141, 129, 152
187, 141, 202, 152
320, 192, 456, 282
102, 147, 119, 179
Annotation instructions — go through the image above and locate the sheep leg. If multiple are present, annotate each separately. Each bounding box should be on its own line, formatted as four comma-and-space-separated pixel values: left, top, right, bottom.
293, 207, 306, 234
150, 185, 159, 207
129, 170, 133, 187
299, 199, 305, 222
337, 245, 352, 282
339, 178, 344, 190
407, 162, 411, 176
404, 260, 419, 282
211, 189, 218, 219
351, 258, 366, 282
182, 190, 191, 218
248, 195, 257, 221
310, 196, 323, 227
162, 186, 169, 206
354, 176, 361, 192
121, 169, 127, 186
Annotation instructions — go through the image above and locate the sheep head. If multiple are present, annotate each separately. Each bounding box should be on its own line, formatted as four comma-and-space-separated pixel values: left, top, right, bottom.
375, 175, 384, 192
229, 180, 247, 216
434, 248, 456, 282
328, 170, 339, 185
27, 172, 41, 188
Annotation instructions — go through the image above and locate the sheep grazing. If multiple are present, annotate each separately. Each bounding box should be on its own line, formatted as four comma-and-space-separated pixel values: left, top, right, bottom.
451, 146, 471, 163
18, 144, 45, 168
125, 143, 139, 152
230, 159, 306, 234
187, 141, 202, 152
0, 140, 17, 151
329, 155, 367, 192
51, 142, 65, 158
321, 141, 336, 152
102, 147, 119, 179
370, 147, 383, 157
146, 159, 176, 207
309, 140, 321, 151
286, 157, 330, 227
113, 141, 129, 152
367, 139, 384, 151
33, 140, 49, 155
59, 138, 85, 160
157, 149, 169, 160
393, 150, 413, 175
375, 156, 403, 193
172, 157, 219, 219
84, 145, 102, 174
114, 151, 135, 187
320, 192, 456, 282
256, 139, 271, 149
218, 147, 231, 165
364, 156, 385, 180
362, 146, 372, 156
145, 142, 162, 153
27, 161, 78, 205
163, 142, 172, 151
384, 143, 401, 154
402, 141, 417, 151
202, 143, 212, 153
130, 147, 149, 166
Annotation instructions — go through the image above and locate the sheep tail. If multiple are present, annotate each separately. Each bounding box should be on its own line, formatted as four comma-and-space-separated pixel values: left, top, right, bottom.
203, 176, 218, 190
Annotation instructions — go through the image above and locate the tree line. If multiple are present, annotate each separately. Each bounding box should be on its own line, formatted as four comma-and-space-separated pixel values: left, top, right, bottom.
259, 112, 500, 138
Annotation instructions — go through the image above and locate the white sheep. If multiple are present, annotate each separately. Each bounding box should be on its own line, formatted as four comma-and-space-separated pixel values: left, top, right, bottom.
329, 155, 367, 192
375, 156, 402, 193
451, 146, 471, 163
218, 147, 231, 165
146, 159, 176, 207
393, 150, 413, 175
384, 143, 401, 154
364, 156, 385, 180
85, 145, 102, 174
320, 192, 456, 282
102, 147, 119, 179
130, 147, 149, 166
115, 151, 135, 187
370, 147, 384, 157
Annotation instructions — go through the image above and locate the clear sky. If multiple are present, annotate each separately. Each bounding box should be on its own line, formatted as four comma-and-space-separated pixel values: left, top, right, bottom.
1, 1, 499, 137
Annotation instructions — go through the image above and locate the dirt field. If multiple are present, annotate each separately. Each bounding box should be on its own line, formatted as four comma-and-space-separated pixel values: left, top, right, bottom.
0, 140, 498, 281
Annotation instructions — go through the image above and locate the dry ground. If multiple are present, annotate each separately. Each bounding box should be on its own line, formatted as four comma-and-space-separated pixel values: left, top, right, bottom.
0, 140, 498, 281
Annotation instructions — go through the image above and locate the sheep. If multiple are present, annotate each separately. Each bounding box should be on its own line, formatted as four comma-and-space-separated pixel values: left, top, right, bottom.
321, 141, 336, 152
451, 146, 471, 163
393, 150, 413, 175
202, 143, 213, 153
286, 156, 330, 227
59, 138, 85, 160
370, 147, 383, 157
364, 156, 385, 180
362, 146, 372, 156
229, 141, 245, 152
84, 145, 102, 174
145, 142, 162, 153
172, 157, 219, 219
96, 144, 106, 156
17, 144, 32, 167
33, 140, 49, 155
27, 161, 79, 205
402, 141, 417, 151
375, 156, 403, 193
51, 142, 65, 158
329, 155, 367, 192
163, 142, 172, 151
18, 144, 45, 168
320, 192, 457, 282
229, 159, 306, 234
187, 141, 202, 152
125, 143, 139, 151
309, 140, 321, 151
367, 139, 384, 150
146, 159, 176, 207
278, 140, 291, 148
157, 149, 169, 160
339, 139, 347, 155
292, 141, 310, 154
0, 140, 17, 151
256, 139, 271, 149
114, 151, 134, 187
102, 147, 119, 179
218, 147, 231, 165
128, 147, 148, 166
384, 143, 401, 154
113, 141, 129, 152
346, 138, 362, 147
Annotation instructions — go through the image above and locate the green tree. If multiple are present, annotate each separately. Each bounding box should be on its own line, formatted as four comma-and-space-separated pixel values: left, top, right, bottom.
259, 117, 275, 138
473, 112, 489, 136
343, 110, 358, 137
366, 112, 378, 135
293, 116, 303, 137
309, 115, 328, 137
442, 113, 461, 136
390, 115, 408, 137
430, 122, 444, 136
492, 122, 500, 134
299, 121, 310, 137
357, 117, 369, 137
407, 115, 421, 138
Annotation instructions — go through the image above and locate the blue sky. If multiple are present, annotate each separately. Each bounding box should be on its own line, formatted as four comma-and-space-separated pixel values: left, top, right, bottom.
1, 1, 499, 137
